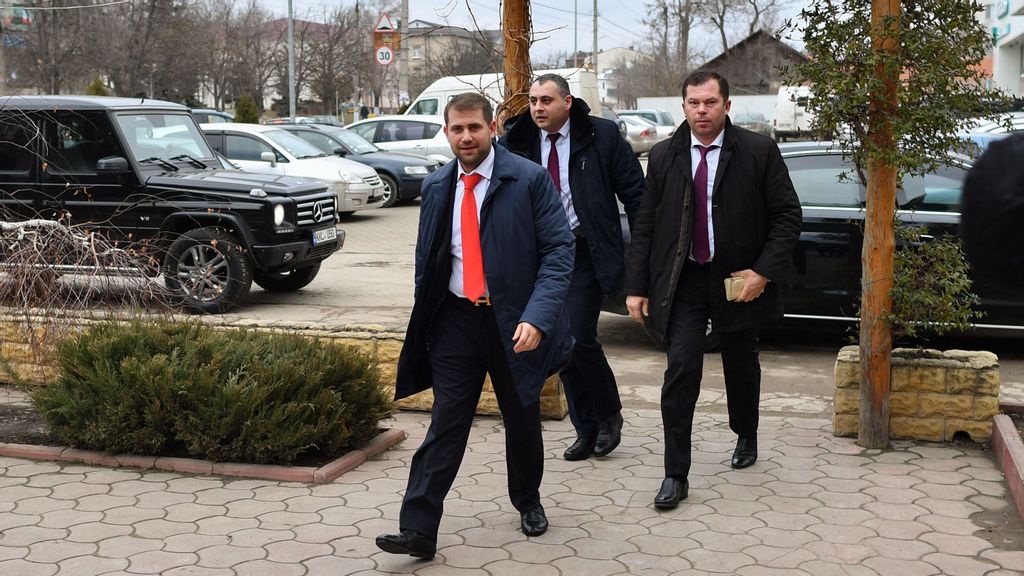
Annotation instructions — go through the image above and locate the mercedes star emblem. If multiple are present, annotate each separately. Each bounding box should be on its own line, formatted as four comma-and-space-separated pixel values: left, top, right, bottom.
312, 201, 324, 223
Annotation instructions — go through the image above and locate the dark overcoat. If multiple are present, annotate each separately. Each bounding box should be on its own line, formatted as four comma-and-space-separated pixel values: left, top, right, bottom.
500, 98, 644, 296
395, 145, 576, 406
623, 119, 803, 344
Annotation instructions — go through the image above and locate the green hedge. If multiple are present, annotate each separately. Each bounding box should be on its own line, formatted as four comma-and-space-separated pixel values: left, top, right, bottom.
32, 321, 393, 465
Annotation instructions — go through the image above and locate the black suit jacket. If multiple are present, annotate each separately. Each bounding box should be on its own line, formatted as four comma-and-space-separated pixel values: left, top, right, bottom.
624, 119, 803, 343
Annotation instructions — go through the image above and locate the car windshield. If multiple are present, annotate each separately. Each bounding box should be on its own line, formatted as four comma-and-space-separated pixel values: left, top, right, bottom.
115, 113, 214, 162
263, 129, 329, 159
329, 129, 379, 154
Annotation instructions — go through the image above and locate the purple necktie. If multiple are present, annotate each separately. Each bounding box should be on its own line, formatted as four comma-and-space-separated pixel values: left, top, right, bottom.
546, 132, 560, 190
692, 145, 717, 264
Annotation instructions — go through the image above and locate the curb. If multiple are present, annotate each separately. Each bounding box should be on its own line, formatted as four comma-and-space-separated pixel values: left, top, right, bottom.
991, 414, 1024, 521
0, 428, 407, 484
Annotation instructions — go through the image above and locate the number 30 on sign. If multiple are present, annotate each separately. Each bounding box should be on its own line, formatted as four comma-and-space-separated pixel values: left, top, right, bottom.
375, 46, 393, 66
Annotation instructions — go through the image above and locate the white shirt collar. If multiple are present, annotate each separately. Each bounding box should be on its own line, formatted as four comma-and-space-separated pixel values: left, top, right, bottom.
544, 118, 571, 141
458, 144, 496, 182
690, 129, 725, 149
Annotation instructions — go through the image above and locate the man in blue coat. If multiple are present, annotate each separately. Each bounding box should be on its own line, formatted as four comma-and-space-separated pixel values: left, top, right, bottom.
501, 74, 644, 461
376, 93, 575, 560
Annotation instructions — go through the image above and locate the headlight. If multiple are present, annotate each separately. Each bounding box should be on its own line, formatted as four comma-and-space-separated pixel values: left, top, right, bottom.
404, 166, 429, 175
338, 171, 364, 184
273, 204, 285, 226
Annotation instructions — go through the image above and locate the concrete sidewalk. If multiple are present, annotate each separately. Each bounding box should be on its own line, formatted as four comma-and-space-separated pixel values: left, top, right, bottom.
1, 398, 1023, 575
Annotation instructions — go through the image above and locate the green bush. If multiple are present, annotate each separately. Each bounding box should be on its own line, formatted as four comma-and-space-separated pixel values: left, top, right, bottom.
85, 76, 109, 96
234, 94, 261, 124
32, 321, 393, 464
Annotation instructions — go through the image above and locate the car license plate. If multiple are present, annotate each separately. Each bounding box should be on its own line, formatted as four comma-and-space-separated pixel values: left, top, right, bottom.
312, 227, 337, 246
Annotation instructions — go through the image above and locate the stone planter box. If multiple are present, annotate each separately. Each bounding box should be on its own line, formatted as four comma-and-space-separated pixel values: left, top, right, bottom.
833, 345, 999, 442
0, 311, 569, 420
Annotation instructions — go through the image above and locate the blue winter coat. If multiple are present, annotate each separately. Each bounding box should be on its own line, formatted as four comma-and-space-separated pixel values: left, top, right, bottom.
395, 145, 576, 407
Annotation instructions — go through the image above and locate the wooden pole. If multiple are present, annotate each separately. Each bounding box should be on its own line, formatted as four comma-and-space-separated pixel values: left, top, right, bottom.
859, 0, 900, 448
498, 0, 532, 131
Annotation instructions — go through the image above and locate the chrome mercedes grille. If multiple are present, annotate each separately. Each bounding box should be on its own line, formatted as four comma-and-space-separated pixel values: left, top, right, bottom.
296, 196, 336, 226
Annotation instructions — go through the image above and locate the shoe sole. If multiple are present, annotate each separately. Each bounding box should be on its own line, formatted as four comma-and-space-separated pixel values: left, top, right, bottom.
375, 538, 435, 559
593, 436, 621, 457
522, 525, 548, 537
731, 458, 757, 469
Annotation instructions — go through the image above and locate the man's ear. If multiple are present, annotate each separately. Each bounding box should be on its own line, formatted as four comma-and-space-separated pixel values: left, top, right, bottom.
566, 95, 573, 110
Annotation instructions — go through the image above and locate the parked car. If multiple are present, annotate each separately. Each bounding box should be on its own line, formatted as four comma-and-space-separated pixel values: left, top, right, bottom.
0, 96, 343, 313
345, 114, 452, 163
190, 108, 233, 124
262, 116, 315, 125
618, 109, 677, 138
731, 112, 773, 138
619, 115, 657, 156
613, 141, 1024, 336
200, 123, 385, 215
278, 124, 439, 208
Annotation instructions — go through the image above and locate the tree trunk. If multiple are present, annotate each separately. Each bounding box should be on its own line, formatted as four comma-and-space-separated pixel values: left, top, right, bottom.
499, 0, 532, 131
859, 0, 900, 449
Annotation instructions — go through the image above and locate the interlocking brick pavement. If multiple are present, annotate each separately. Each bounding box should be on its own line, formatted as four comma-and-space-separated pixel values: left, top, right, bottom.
0, 405, 1022, 574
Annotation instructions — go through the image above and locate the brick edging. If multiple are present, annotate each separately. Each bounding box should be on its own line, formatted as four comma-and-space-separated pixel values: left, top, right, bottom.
0, 427, 407, 484
991, 415, 1024, 520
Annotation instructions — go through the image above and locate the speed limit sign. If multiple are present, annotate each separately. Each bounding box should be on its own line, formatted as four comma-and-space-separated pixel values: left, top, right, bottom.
375, 46, 393, 67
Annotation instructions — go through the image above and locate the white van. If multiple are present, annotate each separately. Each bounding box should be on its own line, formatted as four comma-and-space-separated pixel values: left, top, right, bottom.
773, 85, 814, 141
405, 67, 601, 117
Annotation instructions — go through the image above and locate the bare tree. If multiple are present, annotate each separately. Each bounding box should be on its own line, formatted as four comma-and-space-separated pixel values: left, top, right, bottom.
6, 0, 94, 94
303, 6, 363, 115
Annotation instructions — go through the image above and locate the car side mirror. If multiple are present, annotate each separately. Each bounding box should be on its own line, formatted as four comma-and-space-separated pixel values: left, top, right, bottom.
260, 151, 278, 166
333, 146, 347, 156
96, 156, 131, 174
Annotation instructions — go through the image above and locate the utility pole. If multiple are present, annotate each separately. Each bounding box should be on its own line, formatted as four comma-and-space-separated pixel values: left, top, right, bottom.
574, 0, 578, 66
287, 0, 296, 119
592, 0, 598, 71
859, 0, 900, 448
499, 0, 532, 130
399, 0, 409, 108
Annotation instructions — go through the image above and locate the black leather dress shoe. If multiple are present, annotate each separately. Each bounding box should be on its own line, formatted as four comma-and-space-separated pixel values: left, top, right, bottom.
563, 433, 596, 461
653, 477, 688, 510
594, 412, 624, 457
731, 436, 758, 469
375, 529, 436, 559
520, 506, 549, 536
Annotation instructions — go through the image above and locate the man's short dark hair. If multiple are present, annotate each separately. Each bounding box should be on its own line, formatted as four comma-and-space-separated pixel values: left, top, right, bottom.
533, 73, 571, 97
444, 92, 494, 124
681, 70, 730, 101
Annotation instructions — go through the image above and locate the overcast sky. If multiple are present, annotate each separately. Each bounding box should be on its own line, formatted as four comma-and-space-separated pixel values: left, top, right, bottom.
260, 0, 809, 61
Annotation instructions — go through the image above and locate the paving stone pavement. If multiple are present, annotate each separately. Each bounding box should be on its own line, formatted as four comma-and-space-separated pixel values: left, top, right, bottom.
1, 404, 1023, 575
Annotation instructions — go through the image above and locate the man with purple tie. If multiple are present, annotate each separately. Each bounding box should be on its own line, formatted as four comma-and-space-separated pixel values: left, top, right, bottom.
624, 71, 801, 509
501, 74, 644, 462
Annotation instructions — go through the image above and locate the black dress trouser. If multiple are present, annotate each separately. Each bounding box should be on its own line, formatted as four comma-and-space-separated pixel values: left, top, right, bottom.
661, 259, 761, 479
399, 293, 544, 540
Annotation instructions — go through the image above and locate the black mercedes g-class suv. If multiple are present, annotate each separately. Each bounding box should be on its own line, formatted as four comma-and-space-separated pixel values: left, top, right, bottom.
0, 96, 342, 313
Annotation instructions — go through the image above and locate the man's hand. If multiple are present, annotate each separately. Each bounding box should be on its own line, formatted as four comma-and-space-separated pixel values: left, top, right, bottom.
513, 322, 543, 353
731, 269, 769, 302
626, 296, 649, 325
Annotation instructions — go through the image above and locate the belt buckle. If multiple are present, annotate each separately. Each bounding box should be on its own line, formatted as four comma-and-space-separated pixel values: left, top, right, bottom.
472, 296, 491, 306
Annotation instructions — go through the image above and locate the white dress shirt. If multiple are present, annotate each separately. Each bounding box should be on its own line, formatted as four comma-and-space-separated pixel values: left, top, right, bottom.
540, 119, 580, 230
449, 145, 496, 297
689, 130, 725, 262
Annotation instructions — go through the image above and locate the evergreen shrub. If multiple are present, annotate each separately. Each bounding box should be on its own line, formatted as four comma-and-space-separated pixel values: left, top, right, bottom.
32, 321, 393, 464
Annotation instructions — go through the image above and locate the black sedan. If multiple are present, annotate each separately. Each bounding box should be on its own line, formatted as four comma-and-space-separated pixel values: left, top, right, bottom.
614, 141, 1024, 336
279, 124, 440, 207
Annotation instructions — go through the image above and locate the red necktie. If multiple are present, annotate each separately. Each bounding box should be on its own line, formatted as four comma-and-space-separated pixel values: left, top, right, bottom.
547, 133, 561, 190
460, 173, 485, 301
692, 145, 717, 264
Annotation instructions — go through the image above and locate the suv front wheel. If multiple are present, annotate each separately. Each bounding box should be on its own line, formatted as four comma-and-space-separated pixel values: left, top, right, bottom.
164, 227, 253, 313
253, 261, 321, 292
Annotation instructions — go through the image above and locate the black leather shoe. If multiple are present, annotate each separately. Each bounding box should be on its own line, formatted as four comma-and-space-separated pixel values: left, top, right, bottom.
520, 506, 548, 536
375, 529, 436, 559
594, 412, 624, 457
653, 477, 688, 510
563, 433, 596, 461
731, 436, 758, 469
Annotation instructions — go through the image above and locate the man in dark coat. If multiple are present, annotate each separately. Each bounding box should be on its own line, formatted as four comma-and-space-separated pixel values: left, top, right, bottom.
961, 132, 1024, 288
500, 73, 644, 461
376, 93, 574, 559
624, 71, 802, 509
